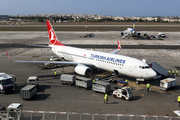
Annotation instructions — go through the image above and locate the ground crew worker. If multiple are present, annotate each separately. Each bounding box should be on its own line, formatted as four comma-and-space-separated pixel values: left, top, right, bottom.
168, 69, 171, 76
54, 70, 57, 78
147, 83, 150, 92
176, 69, 179, 77
93, 79, 95, 82
172, 70, 175, 76
125, 79, 128, 85
177, 96, 180, 107
104, 93, 108, 104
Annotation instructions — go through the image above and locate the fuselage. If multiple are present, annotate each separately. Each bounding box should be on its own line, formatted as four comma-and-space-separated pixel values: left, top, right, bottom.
51, 45, 157, 79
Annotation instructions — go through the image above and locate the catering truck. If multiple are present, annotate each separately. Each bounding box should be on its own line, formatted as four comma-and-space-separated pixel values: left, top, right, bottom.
0, 72, 16, 94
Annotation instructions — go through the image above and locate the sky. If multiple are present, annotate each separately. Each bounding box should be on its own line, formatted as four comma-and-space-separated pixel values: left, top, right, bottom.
0, 0, 180, 17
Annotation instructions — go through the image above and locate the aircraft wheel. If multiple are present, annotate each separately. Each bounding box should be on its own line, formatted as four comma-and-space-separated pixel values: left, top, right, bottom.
136, 81, 139, 85
113, 95, 117, 98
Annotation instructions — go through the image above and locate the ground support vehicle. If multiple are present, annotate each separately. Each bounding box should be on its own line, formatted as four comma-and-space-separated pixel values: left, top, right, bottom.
111, 80, 128, 89
158, 32, 166, 38
76, 76, 92, 89
38, 56, 62, 69
20, 85, 37, 100
113, 87, 133, 100
0, 103, 23, 120
38, 63, 61, 69
27, 76, 39, 86
0, 73, 16, 94
83, 33, 95, 38
158, 78, 176, 91
60, 74, 76, 86
92, 81, 111, 93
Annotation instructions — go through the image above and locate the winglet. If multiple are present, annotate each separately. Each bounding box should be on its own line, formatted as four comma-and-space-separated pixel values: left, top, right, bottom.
5, 49, 12, 61
117, 40, 121, 49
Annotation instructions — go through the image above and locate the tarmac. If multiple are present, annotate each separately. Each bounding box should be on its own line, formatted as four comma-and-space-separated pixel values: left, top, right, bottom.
0, 31, 180, 117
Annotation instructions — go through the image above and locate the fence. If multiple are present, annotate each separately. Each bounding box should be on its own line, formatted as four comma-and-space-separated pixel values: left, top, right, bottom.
20, 110, 180, 120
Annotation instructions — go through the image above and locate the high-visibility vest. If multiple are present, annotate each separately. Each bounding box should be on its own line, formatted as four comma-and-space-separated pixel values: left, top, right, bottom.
147, 83, 150, 88
104, 94, 108, 99
93, 79, 95, 82
178, 96, 180, 102
173, 70, 175, 73
176, 70, 179, 74
54, 71, 57, 75
169, 70, 171, 74
125, 79, 128, 83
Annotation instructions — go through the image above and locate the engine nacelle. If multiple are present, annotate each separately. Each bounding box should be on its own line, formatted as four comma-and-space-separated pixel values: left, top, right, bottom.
137, 33, 141, 36
75, 65, 92, 76
120, 32, 124, 36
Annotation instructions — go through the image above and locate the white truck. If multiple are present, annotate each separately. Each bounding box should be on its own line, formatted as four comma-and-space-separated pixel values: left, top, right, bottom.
113, 87, 133, 100
0, 103, 23, 120
158, 32, 166, 37
27, 76, 39, 86
158, 78, 176, 91
0, 73, 16, 94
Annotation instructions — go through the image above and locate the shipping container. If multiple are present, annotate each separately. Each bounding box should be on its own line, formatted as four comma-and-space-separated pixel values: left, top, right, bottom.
60, 74, 76, 85
76, 76, 92, 89
20, 85, 37, 100
92, 81, 111, 93
158, 78, 176, 91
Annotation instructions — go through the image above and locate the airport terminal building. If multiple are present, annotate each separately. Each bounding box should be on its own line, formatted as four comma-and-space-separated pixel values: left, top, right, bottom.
0, 15, 9, 21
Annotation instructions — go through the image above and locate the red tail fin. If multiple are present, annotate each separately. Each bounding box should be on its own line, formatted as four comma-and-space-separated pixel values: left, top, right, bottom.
46, 20, 65, 46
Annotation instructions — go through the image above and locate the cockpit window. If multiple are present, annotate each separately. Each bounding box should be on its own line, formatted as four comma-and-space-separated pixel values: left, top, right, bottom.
139, 66, 150, 69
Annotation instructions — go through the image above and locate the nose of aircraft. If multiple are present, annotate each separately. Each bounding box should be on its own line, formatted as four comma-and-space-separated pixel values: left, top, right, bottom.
149, 69, 157, 78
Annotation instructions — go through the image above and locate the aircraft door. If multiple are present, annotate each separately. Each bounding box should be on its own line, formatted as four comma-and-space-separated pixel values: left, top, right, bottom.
129, 63, 133, 72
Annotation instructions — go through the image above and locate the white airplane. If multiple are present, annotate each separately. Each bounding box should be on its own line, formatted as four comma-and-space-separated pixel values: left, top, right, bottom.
6, 20, 157, 82
120, 20, 145, 39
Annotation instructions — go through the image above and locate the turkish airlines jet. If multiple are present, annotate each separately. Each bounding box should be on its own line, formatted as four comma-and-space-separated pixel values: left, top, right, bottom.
6, 20, 157, 80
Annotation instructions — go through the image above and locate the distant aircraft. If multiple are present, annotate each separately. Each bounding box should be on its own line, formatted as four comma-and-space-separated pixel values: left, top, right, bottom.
120, 20, 145, 39
6, 20, 157, 83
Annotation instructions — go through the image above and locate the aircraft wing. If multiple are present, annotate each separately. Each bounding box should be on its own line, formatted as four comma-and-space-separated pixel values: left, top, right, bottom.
5, 50, 94, 67
121, 34, 128, 39
137, 31, 146, 34
14, 60, 94, 67
25, 42, 66, 48
25, 44, 50, 48
109, 40, 121, 54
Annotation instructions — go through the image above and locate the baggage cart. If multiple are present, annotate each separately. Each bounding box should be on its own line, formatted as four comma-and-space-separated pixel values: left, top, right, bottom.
92, 81, 111, 93
76, 76, 92, 89
60, 74, 76, 86
20, 85, 37, 100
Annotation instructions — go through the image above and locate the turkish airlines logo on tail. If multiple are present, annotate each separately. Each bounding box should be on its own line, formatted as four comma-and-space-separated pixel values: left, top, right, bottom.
49, 29, 57, 45
117, 40, 121, 49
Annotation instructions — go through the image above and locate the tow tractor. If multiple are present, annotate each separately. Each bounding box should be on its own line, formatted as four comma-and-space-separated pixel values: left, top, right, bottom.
0, 103, 23, 120
113, 87, 133, 100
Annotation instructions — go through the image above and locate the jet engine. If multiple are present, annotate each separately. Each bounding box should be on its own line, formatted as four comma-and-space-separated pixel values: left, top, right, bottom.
75, 65, 92, 76
120, 32, 124, 36
137, 33, 141, 36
